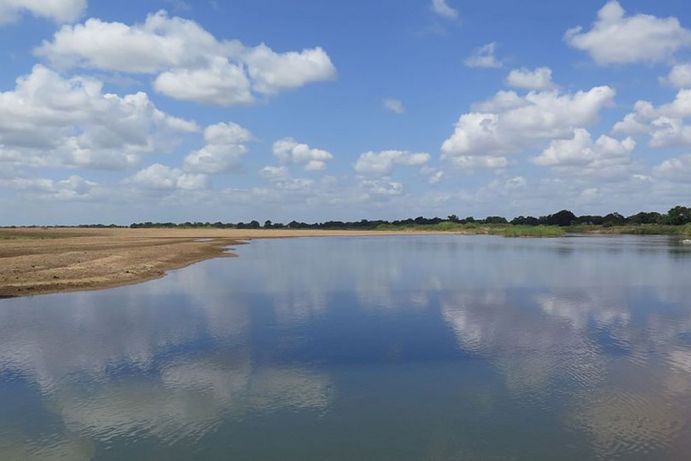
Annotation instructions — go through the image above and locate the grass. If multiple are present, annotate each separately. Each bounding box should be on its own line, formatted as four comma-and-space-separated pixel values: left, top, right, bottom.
570, 223, 691, 236
493, 225, 565, 237
374, 222, 691, 238
375, 222, 565, 237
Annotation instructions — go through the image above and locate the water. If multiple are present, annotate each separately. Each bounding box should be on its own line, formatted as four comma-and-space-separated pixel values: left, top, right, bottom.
2, 235, 691, 460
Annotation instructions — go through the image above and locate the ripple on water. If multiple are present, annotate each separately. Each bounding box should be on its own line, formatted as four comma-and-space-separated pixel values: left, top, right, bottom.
572, 391, 686, 460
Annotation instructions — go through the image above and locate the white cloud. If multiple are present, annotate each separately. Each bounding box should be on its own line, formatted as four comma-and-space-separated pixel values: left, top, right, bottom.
354, 150, 430, 176
565, 0, 691, 65
464, 42, 502, 68
0, 0, 85, 24
1, 174, 98, 200
421, 165, 444, 184
154, 58, 253, 105
360, 179, 404, 196
383, 98, 405, 114
506, 67, 555, 90
533, 128, 635, 176
447, 156, 508, 170
613, 89, 691, 147
430, 0, 458, 20
130, 163, 207, 190
240, 43, 335, 94
35, 10, 336, 105
183, 122, 251, 174
441, 86, 615, 168
662, 63, 691, 88
647, 117, 691, 147
0, 65, 197, 170
272, 138, 332, 171
653, 154, 691, 182
259, 165, 289, 180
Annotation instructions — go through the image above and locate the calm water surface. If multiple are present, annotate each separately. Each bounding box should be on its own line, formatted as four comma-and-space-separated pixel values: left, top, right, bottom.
2, 235, 691, 460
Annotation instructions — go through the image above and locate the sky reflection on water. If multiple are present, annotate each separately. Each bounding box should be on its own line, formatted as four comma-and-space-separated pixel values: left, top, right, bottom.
1, 235, 691, 460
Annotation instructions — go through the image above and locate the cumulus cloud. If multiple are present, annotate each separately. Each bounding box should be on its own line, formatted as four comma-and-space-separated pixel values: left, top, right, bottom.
662, 63, 691, 88
0, 65, 197, 170
447, 156, 508, 170
421, 165, 444, 184
154, 58, 253, 105
259, 165, 289, 180
183, 122, 252, 174
653, 154, 691, 182
0, 0, 85, 24
383, 98, 405, 114
430, 0, 458, 20
360, 179, 404, 197
565, 0, 691, 65
240, 43, 335, 94
506, 67, 555, 90
272, 138, 333, 171
441, 85, 615, 168
613, 89, 691, 147
35, 10, 336, 105
534, 128, 635, 176
354, 150, 430, 176
129, 163, 207, 190
1, 175, 98, 200
464, 42, 502, 69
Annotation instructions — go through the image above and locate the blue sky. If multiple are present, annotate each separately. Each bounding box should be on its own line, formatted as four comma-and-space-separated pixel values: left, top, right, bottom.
1, 0, 691, 224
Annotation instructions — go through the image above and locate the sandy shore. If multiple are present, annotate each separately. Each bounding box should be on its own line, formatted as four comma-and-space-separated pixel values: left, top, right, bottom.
0, 227, 438, 298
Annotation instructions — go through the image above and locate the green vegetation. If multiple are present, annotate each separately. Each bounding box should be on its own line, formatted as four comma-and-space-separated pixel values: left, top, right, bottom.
3, 206, 691, 239
571, 223, 691, 236
122, 205, 691, 238
494, 225, 566, 237
374, 221, 565, 237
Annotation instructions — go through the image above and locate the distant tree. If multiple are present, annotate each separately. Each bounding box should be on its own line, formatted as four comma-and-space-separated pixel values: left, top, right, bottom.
626, 212, 661, 225
249, 220, 261, 229
264, 220, 272, 228
574, 215, 604, 225
447, 214, 460, 223
484, 216, 508, 224
602, 212, 625, 227
663, 206, 691, 225
545, 210, 577, 227
510, 216, 527, 225
511, 216, 539, 226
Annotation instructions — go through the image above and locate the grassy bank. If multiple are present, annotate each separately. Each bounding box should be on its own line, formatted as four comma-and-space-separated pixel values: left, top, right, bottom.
374, 222, 691, 238
375, 222, 566, 237
570, 223, 691, 236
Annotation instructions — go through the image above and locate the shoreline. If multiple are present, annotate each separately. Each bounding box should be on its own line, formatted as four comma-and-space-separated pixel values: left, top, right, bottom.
1, 227, 688, 299
0, 228, 463, 298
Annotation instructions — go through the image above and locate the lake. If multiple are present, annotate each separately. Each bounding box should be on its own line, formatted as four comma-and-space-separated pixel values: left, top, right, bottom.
1, 235, 691, 460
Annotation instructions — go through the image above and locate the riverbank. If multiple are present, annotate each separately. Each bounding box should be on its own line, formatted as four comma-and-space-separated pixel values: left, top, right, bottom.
0, 227, 465, 298
2, 225, 690, 298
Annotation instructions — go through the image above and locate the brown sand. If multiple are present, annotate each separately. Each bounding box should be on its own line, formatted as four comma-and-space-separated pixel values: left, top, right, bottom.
0, 227, 437, 298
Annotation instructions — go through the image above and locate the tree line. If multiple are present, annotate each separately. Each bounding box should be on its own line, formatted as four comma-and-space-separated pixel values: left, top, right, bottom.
127, 205, 691, 229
